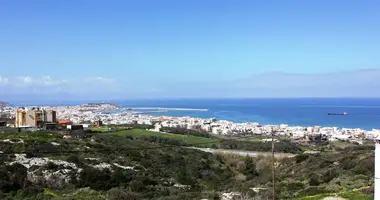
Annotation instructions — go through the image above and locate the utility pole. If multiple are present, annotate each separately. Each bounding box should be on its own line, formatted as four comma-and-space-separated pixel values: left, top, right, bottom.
375, 137, 380, 200
272, 128, 276, 200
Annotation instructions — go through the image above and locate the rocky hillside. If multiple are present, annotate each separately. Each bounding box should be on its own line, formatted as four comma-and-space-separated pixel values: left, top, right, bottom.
0, 132, 247, 199
0, 132, 375, 200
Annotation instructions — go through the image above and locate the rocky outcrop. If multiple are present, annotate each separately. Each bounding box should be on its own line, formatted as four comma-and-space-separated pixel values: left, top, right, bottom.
7, 154, 82, 189
27, 168, 77, 189
7, 154, 139, 189
8, 154, 79, 169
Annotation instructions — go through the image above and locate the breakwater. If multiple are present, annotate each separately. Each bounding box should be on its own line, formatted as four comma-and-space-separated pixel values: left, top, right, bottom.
125, 107, 208, 112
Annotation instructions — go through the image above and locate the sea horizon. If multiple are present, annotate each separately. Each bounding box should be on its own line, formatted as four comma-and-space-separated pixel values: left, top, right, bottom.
6, 97, 380, 105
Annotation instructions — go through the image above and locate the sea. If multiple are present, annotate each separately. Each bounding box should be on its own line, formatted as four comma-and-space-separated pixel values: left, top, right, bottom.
10, 98, 380, 130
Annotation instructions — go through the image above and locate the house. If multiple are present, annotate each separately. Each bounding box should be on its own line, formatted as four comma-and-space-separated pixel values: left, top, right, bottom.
80, 123, 92, 129
70, 125, 85, 138
58, 120, 71, 126
15, 107, 57, 127
44, 123, 57, 130
93, 120, 103, 127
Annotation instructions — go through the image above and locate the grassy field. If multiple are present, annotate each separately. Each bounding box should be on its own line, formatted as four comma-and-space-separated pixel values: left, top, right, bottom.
91, 127, 111, 132
292, 189, 373, 200
0, 132, 61, 141
107, 129, 220, 146
91, 126, 133, 132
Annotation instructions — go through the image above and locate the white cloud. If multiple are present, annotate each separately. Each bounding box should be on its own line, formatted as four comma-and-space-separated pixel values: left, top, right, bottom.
0, 76, 9, 85
17, 76, 34, 84
4, 75, 119, 91
42, 76, 53, 84
85, 77, 115, 83
3, 76, 117, 89
0, 75, 124, 100
41, 76, 68, 86
12, 76, 69, 87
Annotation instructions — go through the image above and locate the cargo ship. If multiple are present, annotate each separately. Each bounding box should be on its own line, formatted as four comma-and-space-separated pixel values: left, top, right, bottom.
328, 112, 348, 116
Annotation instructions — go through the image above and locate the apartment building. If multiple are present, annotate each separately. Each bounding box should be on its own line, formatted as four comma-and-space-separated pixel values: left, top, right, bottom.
15, 107, 57, 127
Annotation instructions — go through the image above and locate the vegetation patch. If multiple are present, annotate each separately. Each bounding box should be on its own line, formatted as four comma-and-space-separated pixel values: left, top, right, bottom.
0, 132, 62, 142
0, 130, 374, 199
107, 129, 220, 146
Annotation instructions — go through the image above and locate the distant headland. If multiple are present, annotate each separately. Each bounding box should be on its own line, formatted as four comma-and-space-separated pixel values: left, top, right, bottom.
0, 101, 9, 107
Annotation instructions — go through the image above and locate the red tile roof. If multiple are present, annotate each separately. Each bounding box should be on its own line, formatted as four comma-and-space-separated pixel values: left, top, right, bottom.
58, 120, 71, 124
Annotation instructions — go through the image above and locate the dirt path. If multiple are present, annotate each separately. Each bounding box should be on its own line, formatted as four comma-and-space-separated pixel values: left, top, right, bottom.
322, 197, 346, 200
188, 147, 296, 158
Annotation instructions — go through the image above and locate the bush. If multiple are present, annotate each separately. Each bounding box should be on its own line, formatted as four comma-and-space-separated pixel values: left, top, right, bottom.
308, 172, 322, 186
66, 155, 82, 165
285, 181, 305, 191
360, 186, 374, 195
295, 154, 309, 163
161, 127, 212, 138
129, 180, 145, 192
78, 166, 113, 190
322, 168, 340, 183
5, 163, 28, 190
220, 139, 301, 154
45, 162, 58, 170
5, 186, 49, 200
300, 186, 328, 196
107, 188, 141, 200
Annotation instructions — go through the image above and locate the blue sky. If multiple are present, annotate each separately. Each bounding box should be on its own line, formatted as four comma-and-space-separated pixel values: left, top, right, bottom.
1, 0, 380, 100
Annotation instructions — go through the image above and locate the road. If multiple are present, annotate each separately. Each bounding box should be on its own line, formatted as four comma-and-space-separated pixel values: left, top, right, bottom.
188, 147, 296, 158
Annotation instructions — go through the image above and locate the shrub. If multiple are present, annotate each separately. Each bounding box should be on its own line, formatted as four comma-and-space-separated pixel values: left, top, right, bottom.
322, 168, 340, 183
295, 154, 309, 163
308, 172, 322, 186
360, 186, 374, 195
300, 186, 328, 196
78, 166, 112, 190
107, 188, 141, 200
66, 155, 82, 165
45, 162, 58, 170
129, 180, 145, 192
6, 163, 28, 189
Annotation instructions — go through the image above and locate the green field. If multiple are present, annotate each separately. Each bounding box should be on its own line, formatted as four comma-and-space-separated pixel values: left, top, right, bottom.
91, 127, 111, 132
292, 193, 373, 200
291, 188, 373, 200
107, 129, 220, 146
91, 126, 133, 132
0, 132, 61, 142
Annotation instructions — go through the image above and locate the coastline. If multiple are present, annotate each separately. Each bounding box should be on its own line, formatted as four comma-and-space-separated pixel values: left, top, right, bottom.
3, 100, 380, 132
143, 111, 378, 131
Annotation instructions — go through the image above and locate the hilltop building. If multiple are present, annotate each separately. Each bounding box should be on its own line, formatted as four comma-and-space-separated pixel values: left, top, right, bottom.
93, 120, 103, 127
15, 107, 57, 127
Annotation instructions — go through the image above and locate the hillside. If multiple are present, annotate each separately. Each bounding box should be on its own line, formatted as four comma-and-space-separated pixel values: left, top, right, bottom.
0, 131, 375, 200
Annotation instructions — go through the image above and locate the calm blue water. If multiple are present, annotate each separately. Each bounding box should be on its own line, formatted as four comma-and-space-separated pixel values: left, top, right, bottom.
117, 98, 380, 130
11, 98, 380, 130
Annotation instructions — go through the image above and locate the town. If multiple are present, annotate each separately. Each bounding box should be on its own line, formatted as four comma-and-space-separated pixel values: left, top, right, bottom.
1, 103, 379, 144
